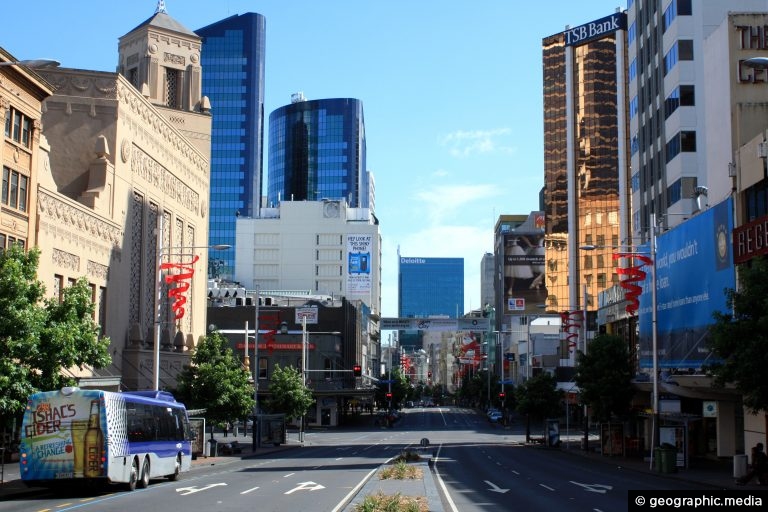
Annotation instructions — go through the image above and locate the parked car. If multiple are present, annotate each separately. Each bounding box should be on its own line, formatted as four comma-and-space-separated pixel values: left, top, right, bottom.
488, 411, 503, 423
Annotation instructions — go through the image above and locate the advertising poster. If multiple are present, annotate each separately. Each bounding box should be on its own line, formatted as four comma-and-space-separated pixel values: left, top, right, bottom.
20, 390, 108, 480
503, 212, 547, 314
346, 234, 372, 296
637, 198, 735, 369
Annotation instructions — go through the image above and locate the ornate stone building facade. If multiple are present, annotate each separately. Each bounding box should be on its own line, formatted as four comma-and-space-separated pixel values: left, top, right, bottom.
29, 8, 212, 391
0, 49, 52, 254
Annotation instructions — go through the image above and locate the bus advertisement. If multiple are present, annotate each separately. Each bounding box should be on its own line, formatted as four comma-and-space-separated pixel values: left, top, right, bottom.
20, 387, 192, 491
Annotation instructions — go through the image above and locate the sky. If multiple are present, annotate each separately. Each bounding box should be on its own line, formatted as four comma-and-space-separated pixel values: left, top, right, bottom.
3, 0, 623, 318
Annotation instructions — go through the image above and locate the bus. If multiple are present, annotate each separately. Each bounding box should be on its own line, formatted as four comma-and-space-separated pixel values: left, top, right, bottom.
19, 387, 192, 491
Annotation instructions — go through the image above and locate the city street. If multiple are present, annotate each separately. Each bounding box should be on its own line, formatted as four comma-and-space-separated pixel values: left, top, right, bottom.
0, 406, 725, 512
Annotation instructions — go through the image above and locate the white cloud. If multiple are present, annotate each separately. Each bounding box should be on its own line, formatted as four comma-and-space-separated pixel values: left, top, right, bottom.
414, 183, 501, 225
439, 128, 515, 158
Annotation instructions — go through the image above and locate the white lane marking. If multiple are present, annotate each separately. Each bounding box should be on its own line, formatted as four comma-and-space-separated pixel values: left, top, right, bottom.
570, 481, 613, 494
330, 467, 379, 512
484, 480, 509, 494
285, 481, 325, 494
433, 443, 460, 512
540, 484, 555, 491
284, 472, 295, 477
240, 486, 260, 495
176, 483, 227, 495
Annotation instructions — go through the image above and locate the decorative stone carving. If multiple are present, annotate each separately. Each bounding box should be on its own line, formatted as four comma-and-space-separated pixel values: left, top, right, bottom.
52, 249, 80, 271
37, 191, 123, 247
120, 139, 131, 163
129, 145, 200, 215
87, 260, 109, 280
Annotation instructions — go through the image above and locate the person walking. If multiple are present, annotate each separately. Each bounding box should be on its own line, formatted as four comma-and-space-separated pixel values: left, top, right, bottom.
738, 443, 768, 485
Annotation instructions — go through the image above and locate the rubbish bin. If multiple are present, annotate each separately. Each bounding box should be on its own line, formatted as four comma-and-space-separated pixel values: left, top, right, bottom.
208, 438, 218, 457
658, 444, 677, 473
734, 454, 748, 479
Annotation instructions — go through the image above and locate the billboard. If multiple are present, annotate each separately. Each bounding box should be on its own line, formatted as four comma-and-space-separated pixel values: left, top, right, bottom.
346, 234, 372, 296
637, 199, 735, 369
502, 212, 547, 314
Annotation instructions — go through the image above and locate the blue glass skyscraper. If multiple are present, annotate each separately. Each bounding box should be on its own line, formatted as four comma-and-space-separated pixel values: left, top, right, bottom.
398, 256, 464, 318
197, 13, 266, 279
267, 96, 368, 208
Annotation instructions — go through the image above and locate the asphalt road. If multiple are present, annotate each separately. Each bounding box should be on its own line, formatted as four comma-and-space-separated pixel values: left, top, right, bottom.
0, 406, 711, 512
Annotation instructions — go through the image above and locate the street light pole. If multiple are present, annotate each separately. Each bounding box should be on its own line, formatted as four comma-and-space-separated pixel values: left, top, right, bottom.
300, 316, 307, 444
153, 218, 231, 390
649, 215, 659, 471
579, 220, 659, 469
0, 59, 60, 68
253, 286, 260, 448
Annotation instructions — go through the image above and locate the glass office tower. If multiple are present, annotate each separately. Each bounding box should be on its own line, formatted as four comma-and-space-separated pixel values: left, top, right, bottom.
197, 13, 266, 280
541, 13, 629, 325
398, 256, 464, 318
267, 96, 368, 208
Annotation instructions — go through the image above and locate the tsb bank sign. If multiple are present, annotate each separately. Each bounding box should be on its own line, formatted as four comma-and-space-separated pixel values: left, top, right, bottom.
565, 12, 627, 47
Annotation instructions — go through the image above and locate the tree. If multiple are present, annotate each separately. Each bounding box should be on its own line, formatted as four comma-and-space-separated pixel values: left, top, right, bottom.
515, 373, 563, 441
265, 364, 314, 420
0, 245, 111, 428
176, 331, 254, 429
376, 366, 409, 409
575, 334, 634, 423
708, 255, 768, 413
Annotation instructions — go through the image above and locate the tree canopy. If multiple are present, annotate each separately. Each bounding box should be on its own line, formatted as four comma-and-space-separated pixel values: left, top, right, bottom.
375, 366, 409, 408
708, 255, 768, 413
575, 334, 634, 422
176, 330, 254, 424
265, 364, 314, 420
515, 372, 563, 420
0, 245, 111, 426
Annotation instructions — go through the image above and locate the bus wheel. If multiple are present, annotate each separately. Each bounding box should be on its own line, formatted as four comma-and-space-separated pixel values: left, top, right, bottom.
127, 459, 139, 491
167, 455, 181, 481
138, 458, 150, 489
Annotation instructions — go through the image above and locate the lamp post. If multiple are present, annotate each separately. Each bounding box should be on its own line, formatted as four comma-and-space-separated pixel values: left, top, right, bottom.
301, 316, 307, 444
154, 241, 231, 391
743, 56, 768, 69
252, 286, 260, 447
0, 59, 60, 68
580, 223, 658, 469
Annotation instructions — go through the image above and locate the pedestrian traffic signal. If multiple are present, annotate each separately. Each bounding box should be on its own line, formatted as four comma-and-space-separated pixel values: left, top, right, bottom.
353, 364, 362, 377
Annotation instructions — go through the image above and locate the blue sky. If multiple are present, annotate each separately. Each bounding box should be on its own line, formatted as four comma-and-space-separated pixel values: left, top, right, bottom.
3, 0, 622, 317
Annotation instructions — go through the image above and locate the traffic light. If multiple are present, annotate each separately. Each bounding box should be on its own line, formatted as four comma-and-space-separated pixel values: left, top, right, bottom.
353, 364, 362, 377
427, 371, 432, 379
386, 392, 393, 399
499, 392, 505, 399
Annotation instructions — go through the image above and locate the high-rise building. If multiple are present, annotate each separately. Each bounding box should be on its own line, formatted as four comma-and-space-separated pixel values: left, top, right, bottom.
197, 13, 266, 280
480, 252, 494, 312
541, 12, 629, 358
398, 256, 464, 319
267, 95, 370, 210
626, 0, 767, 237
625, 2, 768, 460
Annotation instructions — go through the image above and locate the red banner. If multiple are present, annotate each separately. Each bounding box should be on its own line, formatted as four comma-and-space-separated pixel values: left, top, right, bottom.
160, 254, 199, 320
613, 252, 653, 315
560, 310, 582, 353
